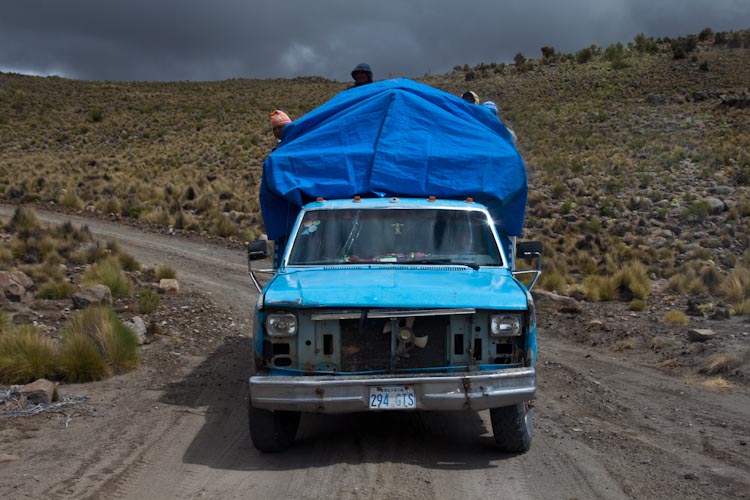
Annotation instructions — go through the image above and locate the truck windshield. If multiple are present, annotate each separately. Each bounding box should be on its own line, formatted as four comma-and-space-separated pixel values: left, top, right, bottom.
287, 208, 503, 267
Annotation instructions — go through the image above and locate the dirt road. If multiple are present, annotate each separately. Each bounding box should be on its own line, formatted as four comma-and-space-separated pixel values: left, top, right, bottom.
1, 206, 749, 500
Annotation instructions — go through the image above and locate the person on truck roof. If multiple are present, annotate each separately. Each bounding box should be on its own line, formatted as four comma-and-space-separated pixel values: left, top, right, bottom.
461, 90, 480, 104
351, 63, 373, 86
269, 110, 292, 149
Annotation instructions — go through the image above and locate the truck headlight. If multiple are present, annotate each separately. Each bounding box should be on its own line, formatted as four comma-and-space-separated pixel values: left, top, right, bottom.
490, 314, 521, 336
265, 313, 297, 337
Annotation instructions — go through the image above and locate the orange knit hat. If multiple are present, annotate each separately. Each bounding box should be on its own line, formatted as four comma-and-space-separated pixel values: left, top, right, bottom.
270, 110, 291, 128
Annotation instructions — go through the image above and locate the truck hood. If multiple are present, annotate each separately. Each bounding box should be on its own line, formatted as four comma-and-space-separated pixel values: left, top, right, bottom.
263, 267, 527, 310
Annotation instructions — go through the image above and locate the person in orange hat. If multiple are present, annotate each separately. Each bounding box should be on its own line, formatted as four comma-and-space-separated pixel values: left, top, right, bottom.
269, 110, 292, 147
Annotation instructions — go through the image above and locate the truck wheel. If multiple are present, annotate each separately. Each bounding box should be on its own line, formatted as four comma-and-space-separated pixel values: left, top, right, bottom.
490, 402, 533, 453
248, 400, 301, 453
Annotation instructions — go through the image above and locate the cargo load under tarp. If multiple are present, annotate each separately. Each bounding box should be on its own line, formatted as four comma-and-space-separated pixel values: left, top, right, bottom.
260, 78, 527, 240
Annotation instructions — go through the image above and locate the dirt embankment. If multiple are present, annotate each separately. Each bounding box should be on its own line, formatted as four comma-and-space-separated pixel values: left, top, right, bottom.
0, 207, 749, 500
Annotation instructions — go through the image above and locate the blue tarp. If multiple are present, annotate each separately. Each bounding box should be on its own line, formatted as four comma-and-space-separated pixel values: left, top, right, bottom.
260, 78, 527, 240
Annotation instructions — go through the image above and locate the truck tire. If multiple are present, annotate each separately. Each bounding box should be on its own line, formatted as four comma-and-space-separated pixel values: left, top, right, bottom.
248, 400, 300, 453
490, 402, 533, 453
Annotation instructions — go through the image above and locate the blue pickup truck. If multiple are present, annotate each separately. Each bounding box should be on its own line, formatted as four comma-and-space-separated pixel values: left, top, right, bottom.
247, 80, 541, 452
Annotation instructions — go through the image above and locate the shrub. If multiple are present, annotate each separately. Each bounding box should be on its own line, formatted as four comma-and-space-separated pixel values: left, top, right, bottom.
0, 325, 58, 384
155, 266, 177, 280
575, 47, 594, 64
82, 257, 132, 297
137, 288, 161, 314
86, 108, 104, 123
63, 306, 139, 373
663, 309, 689, 325
682, 201, 711, 223
604, 42, 628, 69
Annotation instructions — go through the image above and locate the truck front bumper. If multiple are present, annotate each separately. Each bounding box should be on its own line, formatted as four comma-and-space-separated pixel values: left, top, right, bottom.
249, 367, 535, 413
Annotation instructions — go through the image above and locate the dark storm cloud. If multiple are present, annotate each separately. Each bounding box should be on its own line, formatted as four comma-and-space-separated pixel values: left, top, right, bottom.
1, 0, 748, 81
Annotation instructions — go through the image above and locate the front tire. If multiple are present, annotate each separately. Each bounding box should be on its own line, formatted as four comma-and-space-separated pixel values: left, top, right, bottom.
248, 399, 301, 453
490, 402, 533, 453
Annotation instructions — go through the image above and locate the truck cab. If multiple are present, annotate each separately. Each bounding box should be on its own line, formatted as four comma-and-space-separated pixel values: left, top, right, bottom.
248, 196, 541, 452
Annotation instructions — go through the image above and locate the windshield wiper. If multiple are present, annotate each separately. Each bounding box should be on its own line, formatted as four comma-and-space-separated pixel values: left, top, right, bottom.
408, 259, 480, 270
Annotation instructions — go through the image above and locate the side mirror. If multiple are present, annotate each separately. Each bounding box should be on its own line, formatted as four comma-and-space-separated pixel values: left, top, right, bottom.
247, 240, 269, 263
513, 241, 542, 290
517, 241, 542, 259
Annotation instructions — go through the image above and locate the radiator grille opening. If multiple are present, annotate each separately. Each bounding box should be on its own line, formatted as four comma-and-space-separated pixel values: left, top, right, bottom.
339, 316, 449, 372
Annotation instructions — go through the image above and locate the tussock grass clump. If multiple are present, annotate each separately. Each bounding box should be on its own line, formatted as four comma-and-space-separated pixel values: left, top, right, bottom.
663, 309, 689, 325
63, 306, 140, 374
137, 288, 160, 314
699, 354, 741, 375
582, 275, 619, 301
613, 339, 635, 351
629, 299, 646, 311
60, 190, 83, 209
82, 257, 132, 297
36, 280, 76, 300
0, 325, 58, 384
649, 336, 677, 350
616, 260, 651, 299
5, 206, 40, 236
155, 266, 177, 280
539, 269, 567, 293
58, 333, 111, 382
731, 299, 750, 316
118, 252, 141, 272
718, 265, 750, 306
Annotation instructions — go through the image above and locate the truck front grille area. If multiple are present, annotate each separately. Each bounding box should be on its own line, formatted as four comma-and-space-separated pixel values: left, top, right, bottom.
262, 310, 527, 373
340, 316, 449, 372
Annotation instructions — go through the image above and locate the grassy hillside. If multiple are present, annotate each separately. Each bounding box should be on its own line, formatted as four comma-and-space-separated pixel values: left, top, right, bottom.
1, 30, 749, 307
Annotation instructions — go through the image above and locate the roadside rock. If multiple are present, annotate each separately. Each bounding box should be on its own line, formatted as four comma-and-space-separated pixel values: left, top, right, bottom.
159, 279, 180, 295
20, 379, 56, 405
0, 270, 34, 303
72, 284, 113, 309
0, 454, 20, 463
687, 329, 718, 342
125, 316, 148, 345
533, 289, 582, 314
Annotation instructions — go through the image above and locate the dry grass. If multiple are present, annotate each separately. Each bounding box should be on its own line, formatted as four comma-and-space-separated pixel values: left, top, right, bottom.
613, 339, 636, 351
699, 354, 741, 375
58, 333, 111, 382
62, 306, 140, 374
649, 336, 677, 350
155, 266, 177, 280
663, 309, 689, 325
0, 324, 58, 384
700, 377, 735, 390
82, 257, 132, 297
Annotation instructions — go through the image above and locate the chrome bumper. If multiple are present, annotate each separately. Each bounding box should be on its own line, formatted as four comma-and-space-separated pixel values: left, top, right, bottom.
249, 367, 535, 413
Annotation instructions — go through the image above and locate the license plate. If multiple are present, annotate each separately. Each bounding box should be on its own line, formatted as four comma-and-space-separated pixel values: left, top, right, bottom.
368, 385, 416, 410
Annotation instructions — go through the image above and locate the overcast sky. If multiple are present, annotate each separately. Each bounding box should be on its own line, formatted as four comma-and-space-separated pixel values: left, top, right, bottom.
1, 1, 748, 82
